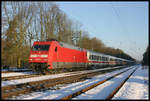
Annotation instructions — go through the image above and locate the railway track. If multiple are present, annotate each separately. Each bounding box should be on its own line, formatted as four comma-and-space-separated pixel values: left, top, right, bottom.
2, 71, 16, 73
2, 66, 126, 81
2, 66, 128, 99
2, 69, 32, 73
2, 74, 41, 81
60, 67, 138, 100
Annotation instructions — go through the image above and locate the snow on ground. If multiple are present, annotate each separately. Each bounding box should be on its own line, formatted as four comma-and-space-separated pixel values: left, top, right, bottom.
112, 65, 149, 100
13, 66, 134, 100
72, 66, 137, 99
2, 72, 36, 77
2, 66, 124, 87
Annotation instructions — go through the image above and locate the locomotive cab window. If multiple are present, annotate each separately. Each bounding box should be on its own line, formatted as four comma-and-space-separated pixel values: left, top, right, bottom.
89, 55, 92, 60
32, 45, 50, 51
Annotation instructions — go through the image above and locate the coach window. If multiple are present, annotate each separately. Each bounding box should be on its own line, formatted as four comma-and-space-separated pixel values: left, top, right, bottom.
94, 55, 96, 60
97, 56, 99, 60
89, 55, 91, 59
99, 56, 101, 61
106, 57, 108, 61
55, 47, 57, 52
102, 57, 105, 61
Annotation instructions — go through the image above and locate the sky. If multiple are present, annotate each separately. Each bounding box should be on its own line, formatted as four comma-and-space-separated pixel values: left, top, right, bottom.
55, 1, 149, 61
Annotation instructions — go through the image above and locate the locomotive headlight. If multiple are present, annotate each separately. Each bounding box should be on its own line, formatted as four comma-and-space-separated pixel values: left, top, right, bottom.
41, 55, 48, 57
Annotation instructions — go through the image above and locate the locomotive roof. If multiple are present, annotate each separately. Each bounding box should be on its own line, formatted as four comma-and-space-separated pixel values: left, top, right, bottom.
35, 39, 83, 51
59, 42, 83, 51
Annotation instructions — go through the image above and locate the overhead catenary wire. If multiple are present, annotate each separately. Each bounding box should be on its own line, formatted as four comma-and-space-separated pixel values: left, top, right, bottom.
110, 3, 131, 43
110, 3, 137, 60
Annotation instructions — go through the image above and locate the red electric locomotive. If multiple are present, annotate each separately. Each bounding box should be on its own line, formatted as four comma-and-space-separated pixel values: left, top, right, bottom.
29, 39, 88, 73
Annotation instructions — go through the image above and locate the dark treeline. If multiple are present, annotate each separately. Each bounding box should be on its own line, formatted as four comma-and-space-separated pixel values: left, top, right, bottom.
2, 2, 135, 68
142, 45, 149, 66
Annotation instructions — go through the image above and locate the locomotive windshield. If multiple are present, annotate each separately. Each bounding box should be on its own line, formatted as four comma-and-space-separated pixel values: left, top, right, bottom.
32, 45, 50, 51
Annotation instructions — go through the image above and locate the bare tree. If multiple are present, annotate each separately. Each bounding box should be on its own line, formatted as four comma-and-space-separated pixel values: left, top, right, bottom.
2, 2, 36, 67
